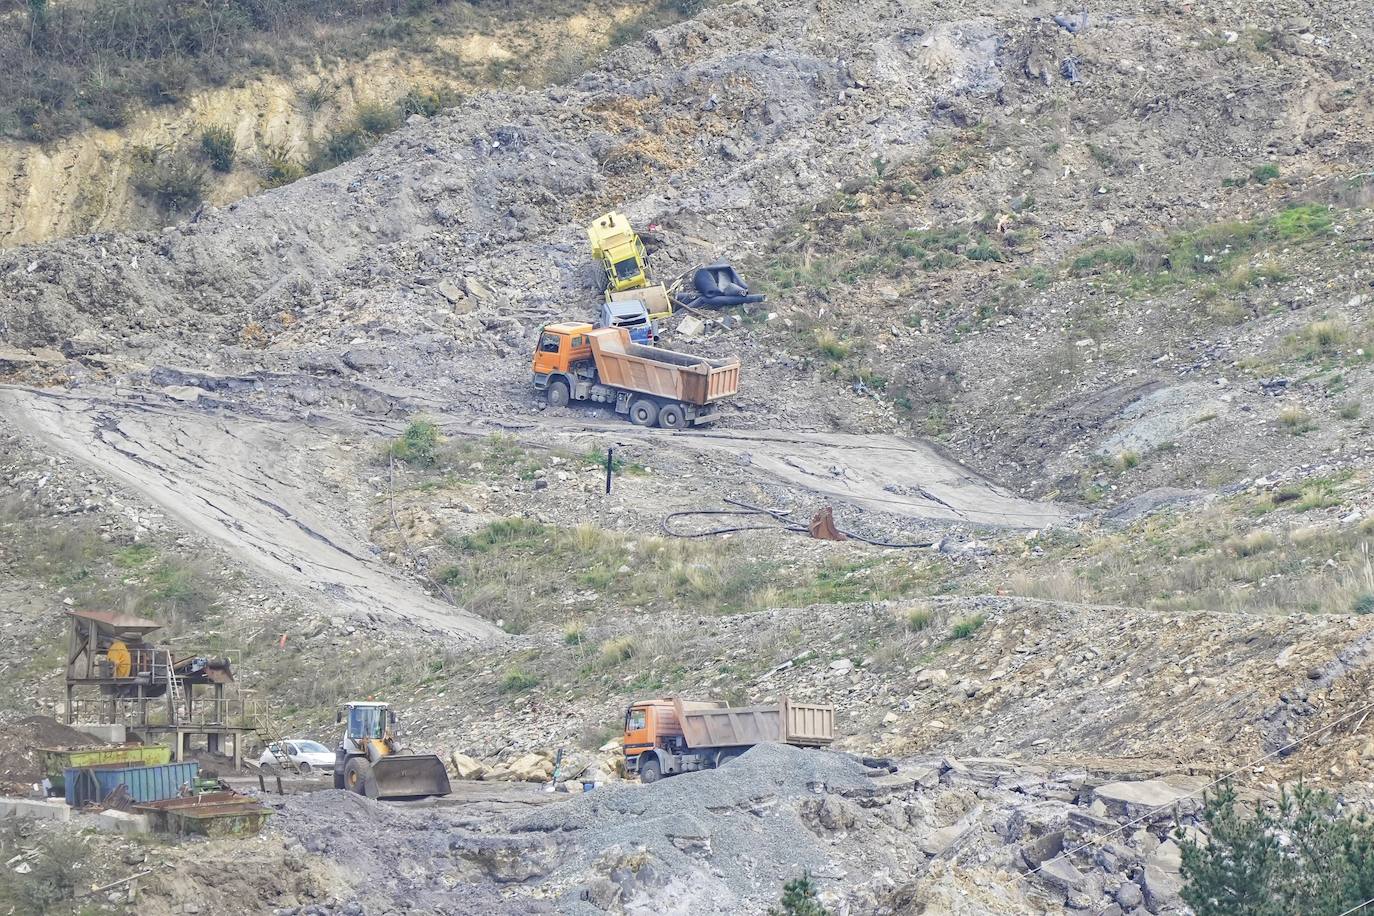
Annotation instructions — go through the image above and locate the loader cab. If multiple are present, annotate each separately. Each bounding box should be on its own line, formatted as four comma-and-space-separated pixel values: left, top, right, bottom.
531, 322, 595, 376
338, 702, 394, 741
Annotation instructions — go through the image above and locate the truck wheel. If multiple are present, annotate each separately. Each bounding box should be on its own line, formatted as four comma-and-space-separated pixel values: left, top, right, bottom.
629, 398, 659, 427
639, 757, 662, 784
658, 403, 687, 430
343, 757, 374, 796
547, 380, 570, 408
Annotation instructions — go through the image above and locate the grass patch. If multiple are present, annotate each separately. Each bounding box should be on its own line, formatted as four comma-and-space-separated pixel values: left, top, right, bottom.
999, 475, 1370, 615
814, 329, 852, 361
905, 607, 935, 631
499, 667, 539, 692
432, 519, 942, 633
1278, 407, 1316, 435
354, 100, 399, 135
949, 614, 986, 639
1066, 203, 1334, 292
1114, 450, 1140, 472
597, 636, 636, 667
1227, 530, 1276, 557
260, 142, 305, 188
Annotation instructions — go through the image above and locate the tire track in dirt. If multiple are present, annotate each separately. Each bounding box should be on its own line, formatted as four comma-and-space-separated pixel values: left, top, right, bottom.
0, 385, 499, 640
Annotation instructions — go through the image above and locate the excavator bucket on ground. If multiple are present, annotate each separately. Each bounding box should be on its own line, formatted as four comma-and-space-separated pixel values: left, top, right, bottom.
365, 753, 451, 800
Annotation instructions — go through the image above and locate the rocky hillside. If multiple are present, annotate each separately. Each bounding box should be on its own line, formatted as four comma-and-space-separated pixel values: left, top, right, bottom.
1, 0, 1372, 913
0, 0, 685, 246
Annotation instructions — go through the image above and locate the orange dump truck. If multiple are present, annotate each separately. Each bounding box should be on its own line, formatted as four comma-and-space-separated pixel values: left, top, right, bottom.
623, 696, 835, 783
531, 324, 739, 428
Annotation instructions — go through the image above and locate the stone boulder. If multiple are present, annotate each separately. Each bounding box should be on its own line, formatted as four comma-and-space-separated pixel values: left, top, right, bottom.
490, 752, 554, 782
449, 752, 486, 781
1093, 776, 1209, 822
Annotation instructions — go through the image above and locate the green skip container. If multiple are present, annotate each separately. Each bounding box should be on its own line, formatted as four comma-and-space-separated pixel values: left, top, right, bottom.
41, 745, 173, 795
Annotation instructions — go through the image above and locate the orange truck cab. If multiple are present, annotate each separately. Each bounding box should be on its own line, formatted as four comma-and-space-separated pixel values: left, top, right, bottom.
623, 696, 835, 783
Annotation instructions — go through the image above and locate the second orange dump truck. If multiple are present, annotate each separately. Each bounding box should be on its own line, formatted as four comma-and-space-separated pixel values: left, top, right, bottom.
623, 696, 835, 782
531, 324, 739, 428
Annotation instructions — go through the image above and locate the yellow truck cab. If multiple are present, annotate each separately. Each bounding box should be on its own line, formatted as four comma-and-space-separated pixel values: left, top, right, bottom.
531, 324, 739, 428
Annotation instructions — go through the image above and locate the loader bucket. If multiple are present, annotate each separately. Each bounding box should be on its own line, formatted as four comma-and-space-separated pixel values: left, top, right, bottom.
366, 754, 452, 799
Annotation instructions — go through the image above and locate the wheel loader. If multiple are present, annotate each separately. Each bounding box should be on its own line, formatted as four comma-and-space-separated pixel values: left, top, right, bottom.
333, 701, 450, 799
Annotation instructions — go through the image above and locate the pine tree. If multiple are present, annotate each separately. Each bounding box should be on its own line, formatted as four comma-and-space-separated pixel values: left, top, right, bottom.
1181, 780, 1374, 916
768, 872, 832, 916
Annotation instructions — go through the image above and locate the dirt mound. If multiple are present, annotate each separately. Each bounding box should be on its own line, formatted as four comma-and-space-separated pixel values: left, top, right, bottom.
0, 715, 108, 794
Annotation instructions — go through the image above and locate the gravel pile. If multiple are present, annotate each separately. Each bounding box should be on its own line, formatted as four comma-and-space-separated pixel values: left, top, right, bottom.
514, 744, 878, 913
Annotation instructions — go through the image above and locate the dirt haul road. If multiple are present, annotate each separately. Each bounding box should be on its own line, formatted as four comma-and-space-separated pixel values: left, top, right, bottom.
590, 425, 1076, 528
0, 384, 498, 639
0, 382, 1068, 626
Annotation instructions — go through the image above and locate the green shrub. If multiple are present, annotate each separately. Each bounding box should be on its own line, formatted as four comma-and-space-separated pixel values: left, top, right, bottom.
399, 86, 446, 118
563, 622, 586, 646
81, 78, 129, 129
1296, 479, 1341, 512
354, 100, 399, 135
1338, 402, 1362, 420
295, 82, 334, 113
389, 419, 440, 466
260, 142, 304, 188
950, 614, 986, 639
965, 237, 1007, 262
1354, 593, 1374, 615
310, 126, 370, 171
131, 146, 207, 212
1114, 450, 1140, 471
813, 329, 851, 361
1250, 163, 1280, 184
199, 125, 236, 172
499, 667, 539, 692
1180, 780, 1374, 916
0, 830, 88, 912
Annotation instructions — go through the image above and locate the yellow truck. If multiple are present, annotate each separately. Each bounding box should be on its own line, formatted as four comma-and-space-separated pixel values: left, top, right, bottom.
532, 323, 739, 428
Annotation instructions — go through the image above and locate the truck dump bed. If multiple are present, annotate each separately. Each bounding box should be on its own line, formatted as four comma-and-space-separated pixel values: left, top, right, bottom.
674, 697, 835, 749
589, 327, 739, 405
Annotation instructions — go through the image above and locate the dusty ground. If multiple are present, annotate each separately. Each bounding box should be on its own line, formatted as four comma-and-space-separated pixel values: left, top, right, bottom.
1, 0, 1372, 913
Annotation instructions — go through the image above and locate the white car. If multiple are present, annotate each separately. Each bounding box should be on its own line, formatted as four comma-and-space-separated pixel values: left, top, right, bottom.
257, 739, 335, 774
